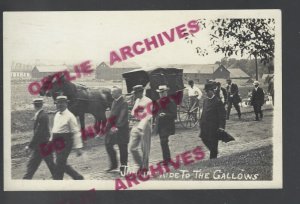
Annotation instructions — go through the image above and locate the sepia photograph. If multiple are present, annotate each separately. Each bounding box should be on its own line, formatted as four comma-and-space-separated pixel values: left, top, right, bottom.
3, 10, 282, 191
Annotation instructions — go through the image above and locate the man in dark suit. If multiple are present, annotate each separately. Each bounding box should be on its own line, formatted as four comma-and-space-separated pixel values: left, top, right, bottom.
199, 82, 226, 159
251, 81, 265, 121
226, 79, 241, 119
23, 98, 56, 179
155, 85, 177, 161
215, 81, 227, 105
105, 86, 129, 175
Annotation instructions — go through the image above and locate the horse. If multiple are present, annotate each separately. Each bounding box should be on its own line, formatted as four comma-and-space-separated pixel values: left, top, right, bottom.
39, 73, 113, 136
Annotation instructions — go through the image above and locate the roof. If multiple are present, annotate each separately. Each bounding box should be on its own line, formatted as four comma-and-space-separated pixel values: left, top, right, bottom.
231, 78, 254, 85
12, 64, 33, 72
167, 64, 220, 74
229, 68, 250, 78
123, 66, 183, 75
33, 65, 69, 73
101, 61, 141, 69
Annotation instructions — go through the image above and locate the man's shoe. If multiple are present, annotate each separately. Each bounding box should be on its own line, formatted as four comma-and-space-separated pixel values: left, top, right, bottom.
105, 166, 118, 172
75, 175, 84, 180
120, 165, 128, 176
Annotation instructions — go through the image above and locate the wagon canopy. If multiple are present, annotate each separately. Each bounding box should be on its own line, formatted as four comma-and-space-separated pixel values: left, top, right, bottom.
122, 67, 184, 100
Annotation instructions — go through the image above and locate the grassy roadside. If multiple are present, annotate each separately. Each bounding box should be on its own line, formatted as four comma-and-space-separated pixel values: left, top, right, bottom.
156, 145, 273, 181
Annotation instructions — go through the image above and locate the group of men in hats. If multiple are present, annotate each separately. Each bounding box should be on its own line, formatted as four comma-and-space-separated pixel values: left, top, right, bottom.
105, 84, 177, 175
24, 96, 84, 180
24, 78, 266, 179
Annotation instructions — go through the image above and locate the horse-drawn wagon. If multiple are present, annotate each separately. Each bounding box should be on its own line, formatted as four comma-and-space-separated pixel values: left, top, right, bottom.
122, 67, 201, 129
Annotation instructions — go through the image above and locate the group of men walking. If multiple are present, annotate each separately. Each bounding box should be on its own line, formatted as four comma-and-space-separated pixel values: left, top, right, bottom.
24, 78, 266, 179
24, 96, 84, 180
105, 84, 177, 175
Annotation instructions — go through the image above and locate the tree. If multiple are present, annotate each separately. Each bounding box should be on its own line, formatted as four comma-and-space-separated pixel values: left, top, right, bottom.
189, 19, 275, 80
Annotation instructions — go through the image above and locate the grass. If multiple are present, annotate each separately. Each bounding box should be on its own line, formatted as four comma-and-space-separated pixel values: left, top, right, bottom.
156, 145, 273, 181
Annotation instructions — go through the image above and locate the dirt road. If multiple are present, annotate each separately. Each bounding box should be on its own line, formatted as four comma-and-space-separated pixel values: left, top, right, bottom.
11, 108, 273, 180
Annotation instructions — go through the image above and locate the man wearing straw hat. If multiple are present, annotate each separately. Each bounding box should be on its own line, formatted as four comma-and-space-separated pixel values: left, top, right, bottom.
155, 85, 177, 162
23, 98, 56, 179
250, 81, 265, 121
129, 85, 152, 173
51, 95, 84, 180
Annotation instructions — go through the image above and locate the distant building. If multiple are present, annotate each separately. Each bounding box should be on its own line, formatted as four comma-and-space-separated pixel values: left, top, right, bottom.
228, 68, 251, 79
11, 63, 32, 78
95, 61, 141, 80
168, 64, 230, 84
31, 65, 69, 78
227, 67, 253, 85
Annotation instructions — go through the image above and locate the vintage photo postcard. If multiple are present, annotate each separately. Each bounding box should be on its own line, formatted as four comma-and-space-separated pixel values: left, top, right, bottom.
3, 10, 282, 191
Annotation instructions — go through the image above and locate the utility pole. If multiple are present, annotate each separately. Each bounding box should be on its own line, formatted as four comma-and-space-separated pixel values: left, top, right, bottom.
254, 53, 258, 81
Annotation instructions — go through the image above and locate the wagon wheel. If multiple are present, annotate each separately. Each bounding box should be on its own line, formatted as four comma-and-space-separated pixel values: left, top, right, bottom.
178, 97, 201, 129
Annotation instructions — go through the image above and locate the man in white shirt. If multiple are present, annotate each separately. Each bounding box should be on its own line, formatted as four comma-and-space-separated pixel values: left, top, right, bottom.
52, 96, 84, 180
129, 85, 152, 173
187, 80, 202, 119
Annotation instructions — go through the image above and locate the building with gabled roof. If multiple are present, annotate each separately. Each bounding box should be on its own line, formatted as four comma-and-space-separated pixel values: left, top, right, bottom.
31, 65, 69, 78
165, 64, 230, 84
95, 61, 141, 80
11, 64, 33, 78
228, 68, 251, 79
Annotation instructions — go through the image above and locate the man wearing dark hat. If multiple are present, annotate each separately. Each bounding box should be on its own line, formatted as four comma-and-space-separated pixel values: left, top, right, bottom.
51, 96, 84, 180
226, 79, 241, 119
155, 85, 177, 161
23, 98, 56, 179
199, 82, 226, 159
215, 82, 227, 105
105, 86, 129, 175
129, 85, 152, 172
250, 81, 265, 121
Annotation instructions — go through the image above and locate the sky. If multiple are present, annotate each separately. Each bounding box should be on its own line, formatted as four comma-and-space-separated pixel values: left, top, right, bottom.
4, 10, 279, 68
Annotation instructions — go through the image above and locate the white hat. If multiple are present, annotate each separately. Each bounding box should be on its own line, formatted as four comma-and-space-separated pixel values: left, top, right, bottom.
156, 85, 170, 92
253, 81, 260, 85
131, 85, 144, 93
55, 95, 69, 103
32, 98, 44, 104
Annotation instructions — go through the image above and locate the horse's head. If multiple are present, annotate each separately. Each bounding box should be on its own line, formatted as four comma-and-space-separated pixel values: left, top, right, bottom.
101, 88, 113, 108
39, 73, 68, 100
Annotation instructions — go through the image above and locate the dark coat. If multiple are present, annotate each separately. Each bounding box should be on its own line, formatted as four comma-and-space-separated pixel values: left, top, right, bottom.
199, 96, 226, 142
156, 99, 177, 137
250, 87, 265, 106
29, 110, 51, 149
105, 96, 129, 145
226, 83, 241, 104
